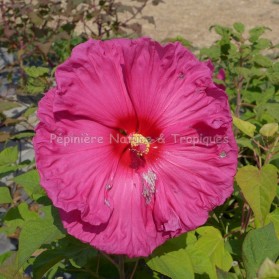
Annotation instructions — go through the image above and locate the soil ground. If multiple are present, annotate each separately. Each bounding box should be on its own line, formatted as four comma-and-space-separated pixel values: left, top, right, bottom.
127, 0, 279, 48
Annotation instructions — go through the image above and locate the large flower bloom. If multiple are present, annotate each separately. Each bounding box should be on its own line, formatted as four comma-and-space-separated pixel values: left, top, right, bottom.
33, 38, 237, 257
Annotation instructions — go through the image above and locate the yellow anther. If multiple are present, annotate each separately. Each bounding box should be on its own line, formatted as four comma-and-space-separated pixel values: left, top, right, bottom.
129, 133, 150, 156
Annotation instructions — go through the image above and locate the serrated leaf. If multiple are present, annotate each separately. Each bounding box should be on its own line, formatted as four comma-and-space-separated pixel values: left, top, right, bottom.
193, 226, 233, 271
242, 223, 279, 279
147, 235, 195, 279
24, 66, 49, 78
233, 22, 245, 33
235, 67, 251, 80
258, 258, 279, 279
16, 207, 65, 274
14, 170, 44, 200
233, 116, 256, 137
0, 187, 12, 204
200, 46, 221, 60
254, 38, 271, 50
253, 55, 273, 68
249, 26, 269, 42
236, 165, 278, 227
0, 146, 18, 166
260, 123, 278, 137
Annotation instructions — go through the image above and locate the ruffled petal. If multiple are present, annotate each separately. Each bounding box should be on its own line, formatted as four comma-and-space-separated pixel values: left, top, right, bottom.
59, 154, 167, 257
54, 39, 136, 131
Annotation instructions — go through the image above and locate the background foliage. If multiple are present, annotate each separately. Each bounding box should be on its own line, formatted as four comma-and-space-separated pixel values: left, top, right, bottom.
0, 1, 278, 278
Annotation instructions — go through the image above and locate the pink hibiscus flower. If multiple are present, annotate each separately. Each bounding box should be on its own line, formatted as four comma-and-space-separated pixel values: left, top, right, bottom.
33, 38, 237, 257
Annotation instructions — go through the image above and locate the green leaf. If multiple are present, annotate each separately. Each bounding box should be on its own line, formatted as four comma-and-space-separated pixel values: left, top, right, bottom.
0, 146, 18, 166
236, 138, 254, 151
216, 268, 238, 279
242, 223, 279, 279
265, 209, 279, 239
0, 101, 20, 112
0, 187, 12, 204
186, 246, 217, 279
0, 165, 18, 175
25, 84, 45, 95
17, 202, 38, 221
253, 55, 273, 68
23, 107, 37, 118
260, 123, 278, 137
235, 67, 251, 80
32, 249, 65, 279
258, 258, 279, 279
233, 116, 256, 137
259, 103, 279, 122
249, 26, 269, 42
254, 38, 271, 50
193, 226, 233, 271
16, 207, 65, 274
268, 72, 279, 85
10, 132, 35, 140
200, 46, 221, 60
233, 22, 245, 33
24, 66, 49, 78
14, 170, 44, 200
3, 206, 24, 234
33, 236, 97, 278
236, 165, 278, 227
147, 235, 195, 279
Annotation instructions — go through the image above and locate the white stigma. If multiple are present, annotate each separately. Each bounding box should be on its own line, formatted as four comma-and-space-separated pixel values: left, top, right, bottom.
142, 170, 157, 204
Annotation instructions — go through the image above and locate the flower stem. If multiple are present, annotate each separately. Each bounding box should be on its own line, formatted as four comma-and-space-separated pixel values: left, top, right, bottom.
119, 255, 125, 279
129, 259, 139, 279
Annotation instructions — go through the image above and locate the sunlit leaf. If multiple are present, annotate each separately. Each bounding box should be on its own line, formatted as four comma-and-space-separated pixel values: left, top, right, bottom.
24, 66, 49, 78
257, 258, 279, 279
194, 226, 233, 271
236, 165, 277, 226
0, 146, 18, 166
233, 116, 256, 137
259, 123, 278, 137
147, 235, 195, 279
14, 170, 44, 200
0, 187, 12, 204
